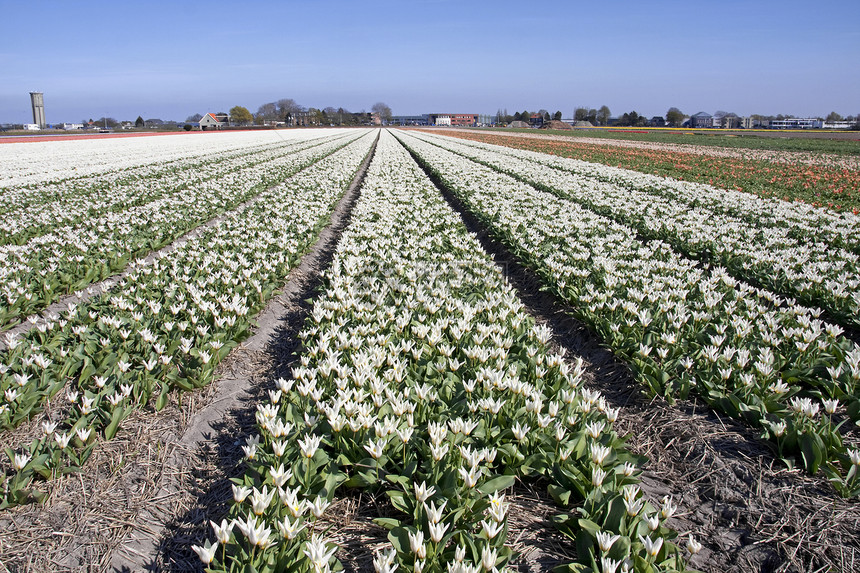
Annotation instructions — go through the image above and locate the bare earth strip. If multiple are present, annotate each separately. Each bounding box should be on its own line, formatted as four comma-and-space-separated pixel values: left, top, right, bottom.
447, 128, 860, 170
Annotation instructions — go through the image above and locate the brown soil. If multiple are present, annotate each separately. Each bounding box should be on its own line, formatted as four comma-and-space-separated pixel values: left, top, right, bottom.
541, 121, 572, 130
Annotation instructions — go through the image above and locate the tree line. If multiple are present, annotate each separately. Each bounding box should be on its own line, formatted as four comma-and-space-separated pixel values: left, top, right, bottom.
189, 100, 394, 127
493, 107, 859, 128
75, 103, 859, 131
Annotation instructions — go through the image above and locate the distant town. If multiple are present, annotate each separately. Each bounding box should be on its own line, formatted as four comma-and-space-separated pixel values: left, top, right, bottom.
5, 93, 858, 132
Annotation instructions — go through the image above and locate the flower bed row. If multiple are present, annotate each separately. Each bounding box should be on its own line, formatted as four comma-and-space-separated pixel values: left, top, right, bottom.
0, 131, 377, 508
0, 129, 298, 189
394, 130, 860, 496
1, 133, 320, 246
196, 131, 699, 573
414, 131, 860, 254
432, 130, 860, 212
407, 132, 860, 329
0, 132, 362, 331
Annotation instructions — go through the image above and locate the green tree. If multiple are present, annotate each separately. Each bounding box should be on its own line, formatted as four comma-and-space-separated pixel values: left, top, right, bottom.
597, 105, 611, 125
336, 107, 358, 126
574, 107, 589, 121
552, 110, 562, 121
135, 116, 144, 128
665, 107, 685, 127
309, 107, 327, 125
229, 106, 253, 126
825, 111, 844, 123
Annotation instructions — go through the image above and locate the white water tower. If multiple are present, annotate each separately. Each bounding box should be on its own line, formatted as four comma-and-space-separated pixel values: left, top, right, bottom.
30, 92, 46, 128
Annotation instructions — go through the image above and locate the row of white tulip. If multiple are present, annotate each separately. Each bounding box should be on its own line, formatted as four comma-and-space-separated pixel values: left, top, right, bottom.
0, 130, 311, 189
394, 130, 860, 493
428, 132, 860, 254
0, 132, 363, 331
0, 131, 377, 508
199, 131, 697, 573
2, 132, 331, 245
408, 132, 860, 328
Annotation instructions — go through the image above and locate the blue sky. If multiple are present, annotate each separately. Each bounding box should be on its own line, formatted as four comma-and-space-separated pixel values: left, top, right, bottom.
1, 0, 858, 123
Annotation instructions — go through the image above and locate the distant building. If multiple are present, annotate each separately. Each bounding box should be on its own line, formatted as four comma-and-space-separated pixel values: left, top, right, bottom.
428, 113, 478, 127
390, 115, 430, 126
689, 111, 713, 128
529, 113, 544, 128
62, 123, 83, 130
770, 118, 823, 129
289, 110, 312, 126
199, 113, 225, 130
720, 114, 741, 129
23, 123, 40, 131
823, 120, 854, 129
649, 116, 666, 127
741, 117, 769, 129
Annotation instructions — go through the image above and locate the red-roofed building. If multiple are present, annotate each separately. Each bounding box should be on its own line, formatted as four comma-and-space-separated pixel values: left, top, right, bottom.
199, 113, 226, 130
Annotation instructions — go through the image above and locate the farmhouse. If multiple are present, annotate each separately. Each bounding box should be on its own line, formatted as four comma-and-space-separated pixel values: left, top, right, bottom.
199, 113, 227, 130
